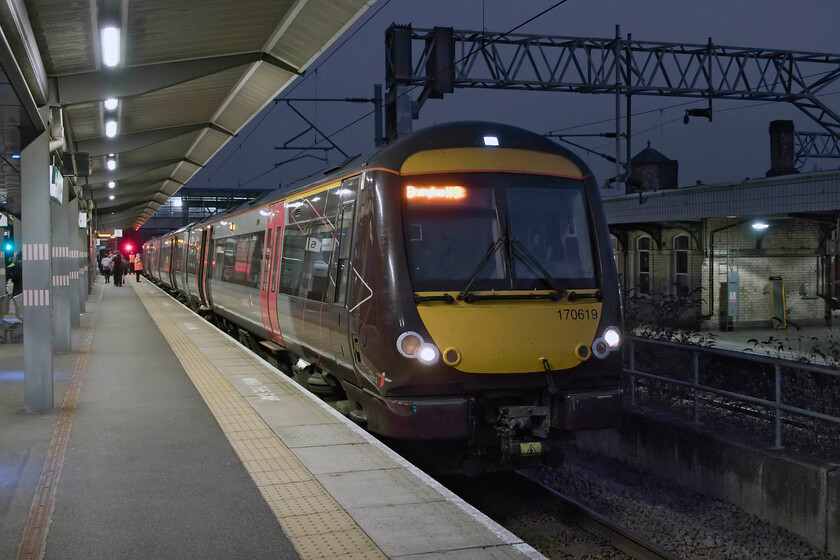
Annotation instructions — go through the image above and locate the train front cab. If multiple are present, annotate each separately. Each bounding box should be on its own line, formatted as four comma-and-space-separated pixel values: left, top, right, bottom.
341, 131, 623, 469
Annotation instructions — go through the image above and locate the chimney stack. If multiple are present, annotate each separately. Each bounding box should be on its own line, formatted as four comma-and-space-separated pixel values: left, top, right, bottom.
766, 120, 798, 177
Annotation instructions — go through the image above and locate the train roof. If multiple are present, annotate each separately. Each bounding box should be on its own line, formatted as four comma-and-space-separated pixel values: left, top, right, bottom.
367, 121, 583, 171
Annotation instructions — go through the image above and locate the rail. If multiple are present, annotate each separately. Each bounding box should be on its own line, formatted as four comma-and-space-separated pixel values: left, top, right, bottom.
624, 336, 840, 448
516, 472, 681, 560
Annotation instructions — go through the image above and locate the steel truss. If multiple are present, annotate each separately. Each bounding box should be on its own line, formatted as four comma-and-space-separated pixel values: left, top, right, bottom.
386, 25, 840, 170
794, 132, 840, 169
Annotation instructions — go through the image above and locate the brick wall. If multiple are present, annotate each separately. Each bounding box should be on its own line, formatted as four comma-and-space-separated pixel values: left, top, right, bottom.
613, 219, 826, 330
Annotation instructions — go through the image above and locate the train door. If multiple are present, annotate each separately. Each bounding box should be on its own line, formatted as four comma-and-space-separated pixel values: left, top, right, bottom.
197, 227, 212, 307
167, 239, 176, 288
172, 234, 183, 292
260, 202, 285, 345
328, 177, 359, 371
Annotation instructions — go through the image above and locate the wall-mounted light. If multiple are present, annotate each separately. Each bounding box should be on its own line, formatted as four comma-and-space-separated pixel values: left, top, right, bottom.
108, 181, 115, 189
105, 120, 118, 137
107, 158, 116, 171
752, 221, 770, 230
104, 98, 118, 110
101, 27, 121, 67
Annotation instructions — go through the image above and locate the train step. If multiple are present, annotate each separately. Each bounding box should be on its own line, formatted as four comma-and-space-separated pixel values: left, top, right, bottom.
348, 409, 367, 427
259, 340, 285, 353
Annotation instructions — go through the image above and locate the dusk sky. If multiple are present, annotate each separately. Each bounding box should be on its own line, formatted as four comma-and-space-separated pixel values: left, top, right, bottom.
185, 0, 840, 198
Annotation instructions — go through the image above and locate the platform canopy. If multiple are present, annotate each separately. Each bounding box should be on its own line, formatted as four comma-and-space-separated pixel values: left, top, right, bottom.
0, 0, 375, 231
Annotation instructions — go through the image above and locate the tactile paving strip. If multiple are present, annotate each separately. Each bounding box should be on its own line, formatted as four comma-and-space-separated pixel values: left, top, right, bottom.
134, 283, 386, 560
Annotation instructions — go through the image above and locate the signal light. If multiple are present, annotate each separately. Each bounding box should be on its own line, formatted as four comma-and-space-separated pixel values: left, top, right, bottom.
3, 242, 13, 253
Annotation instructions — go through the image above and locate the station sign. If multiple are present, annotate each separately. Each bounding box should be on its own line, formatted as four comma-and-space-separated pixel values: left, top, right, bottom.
49, 166, 63, 204
78, 211, 87, 228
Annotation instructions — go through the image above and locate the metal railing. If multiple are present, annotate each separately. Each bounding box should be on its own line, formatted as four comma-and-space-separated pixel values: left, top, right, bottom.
625, 336, 840, 449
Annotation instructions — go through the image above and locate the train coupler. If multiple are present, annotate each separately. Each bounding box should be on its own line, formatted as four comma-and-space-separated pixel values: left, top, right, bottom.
496, 405, 550, 459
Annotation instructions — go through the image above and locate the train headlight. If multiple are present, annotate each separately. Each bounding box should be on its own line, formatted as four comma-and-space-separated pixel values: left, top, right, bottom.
397, 331, 423, 357
396, 331, 440, 366
591, 338, 610, 359
417, 344, 440, 365
603, 326, 621, 349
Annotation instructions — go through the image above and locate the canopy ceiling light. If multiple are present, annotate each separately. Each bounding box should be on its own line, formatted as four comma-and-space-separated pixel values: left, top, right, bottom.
106, 158, 116, 171
105, 120, 117, 137
101, 27, 120, 67
108, 181, 115, 189
104, 98, 118, 110
752, 221, 770, 230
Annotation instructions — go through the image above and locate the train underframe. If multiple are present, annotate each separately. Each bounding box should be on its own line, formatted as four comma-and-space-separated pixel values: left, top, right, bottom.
341, 379, 623, 475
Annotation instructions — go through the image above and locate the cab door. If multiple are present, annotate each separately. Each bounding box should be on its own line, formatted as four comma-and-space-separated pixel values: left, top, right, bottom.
328, 177, 359, 371
260, 202, 285, 345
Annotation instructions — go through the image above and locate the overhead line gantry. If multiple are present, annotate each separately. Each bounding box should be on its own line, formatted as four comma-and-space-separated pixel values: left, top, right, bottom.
385, 25, 840, 184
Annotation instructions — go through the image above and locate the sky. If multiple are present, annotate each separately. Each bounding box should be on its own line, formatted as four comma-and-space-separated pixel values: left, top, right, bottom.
184, 0, 840, 198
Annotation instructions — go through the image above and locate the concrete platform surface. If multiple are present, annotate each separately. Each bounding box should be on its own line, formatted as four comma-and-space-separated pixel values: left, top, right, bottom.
0, 277, 544, 560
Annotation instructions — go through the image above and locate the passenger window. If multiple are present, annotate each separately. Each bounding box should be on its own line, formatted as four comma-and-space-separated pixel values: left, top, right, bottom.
222, 238, 236, 282
279, 225, 307, 295
299, 224, 335, 301
187, 234, 198, 275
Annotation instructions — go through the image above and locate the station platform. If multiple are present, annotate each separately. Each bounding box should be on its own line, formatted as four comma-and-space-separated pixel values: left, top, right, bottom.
0, 278, 542, 560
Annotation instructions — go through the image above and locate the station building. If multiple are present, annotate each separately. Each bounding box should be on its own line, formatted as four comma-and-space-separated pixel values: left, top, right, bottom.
604, 121, 840, 330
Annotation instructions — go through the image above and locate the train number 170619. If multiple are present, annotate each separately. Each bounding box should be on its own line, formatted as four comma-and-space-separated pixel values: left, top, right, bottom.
558, 308, 598, 320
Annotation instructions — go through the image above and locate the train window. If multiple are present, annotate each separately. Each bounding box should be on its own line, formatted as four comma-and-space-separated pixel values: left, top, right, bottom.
230, 236, 251, 285
161, 241, 171, 273
261, 228, 272, 292
506, 186, 595, 286
299, 224, 335, 301
271, 228, 282, 293
222, 238, 237, 282
248, 232, 265, 288
409, 207, 502, 286
187, 233, 199, 275
333, 200, 356, 304
279, 226, 307, 296
174, 236, 186, 273
211, 239, 225, 281
403, 173, 597, 292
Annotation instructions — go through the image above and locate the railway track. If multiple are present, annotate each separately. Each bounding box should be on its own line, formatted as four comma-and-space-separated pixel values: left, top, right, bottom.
438, 470, 680, 560
515, 472, 681, 560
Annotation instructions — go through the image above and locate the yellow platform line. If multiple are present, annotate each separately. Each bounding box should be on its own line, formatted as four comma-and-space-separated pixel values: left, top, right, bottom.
133, 283, 386, 560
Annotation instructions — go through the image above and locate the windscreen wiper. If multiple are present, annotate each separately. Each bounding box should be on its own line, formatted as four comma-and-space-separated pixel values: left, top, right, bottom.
510, 239, 566, 300
457, 237, 505, 302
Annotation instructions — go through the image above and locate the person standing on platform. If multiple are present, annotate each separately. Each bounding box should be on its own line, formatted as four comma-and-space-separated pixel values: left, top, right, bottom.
100, 253, 113, 284
133, 252, 143, 282
112, 253, 125, 287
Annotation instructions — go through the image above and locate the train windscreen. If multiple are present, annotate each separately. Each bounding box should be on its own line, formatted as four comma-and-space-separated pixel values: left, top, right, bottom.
402, 173, 597, 293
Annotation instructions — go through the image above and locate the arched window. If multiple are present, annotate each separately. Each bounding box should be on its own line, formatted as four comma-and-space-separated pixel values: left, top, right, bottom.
673, 234, 690, 296
637, 236, 651, 294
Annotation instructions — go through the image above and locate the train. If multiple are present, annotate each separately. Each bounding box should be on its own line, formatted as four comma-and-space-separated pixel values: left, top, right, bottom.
143, 121, 623, 473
